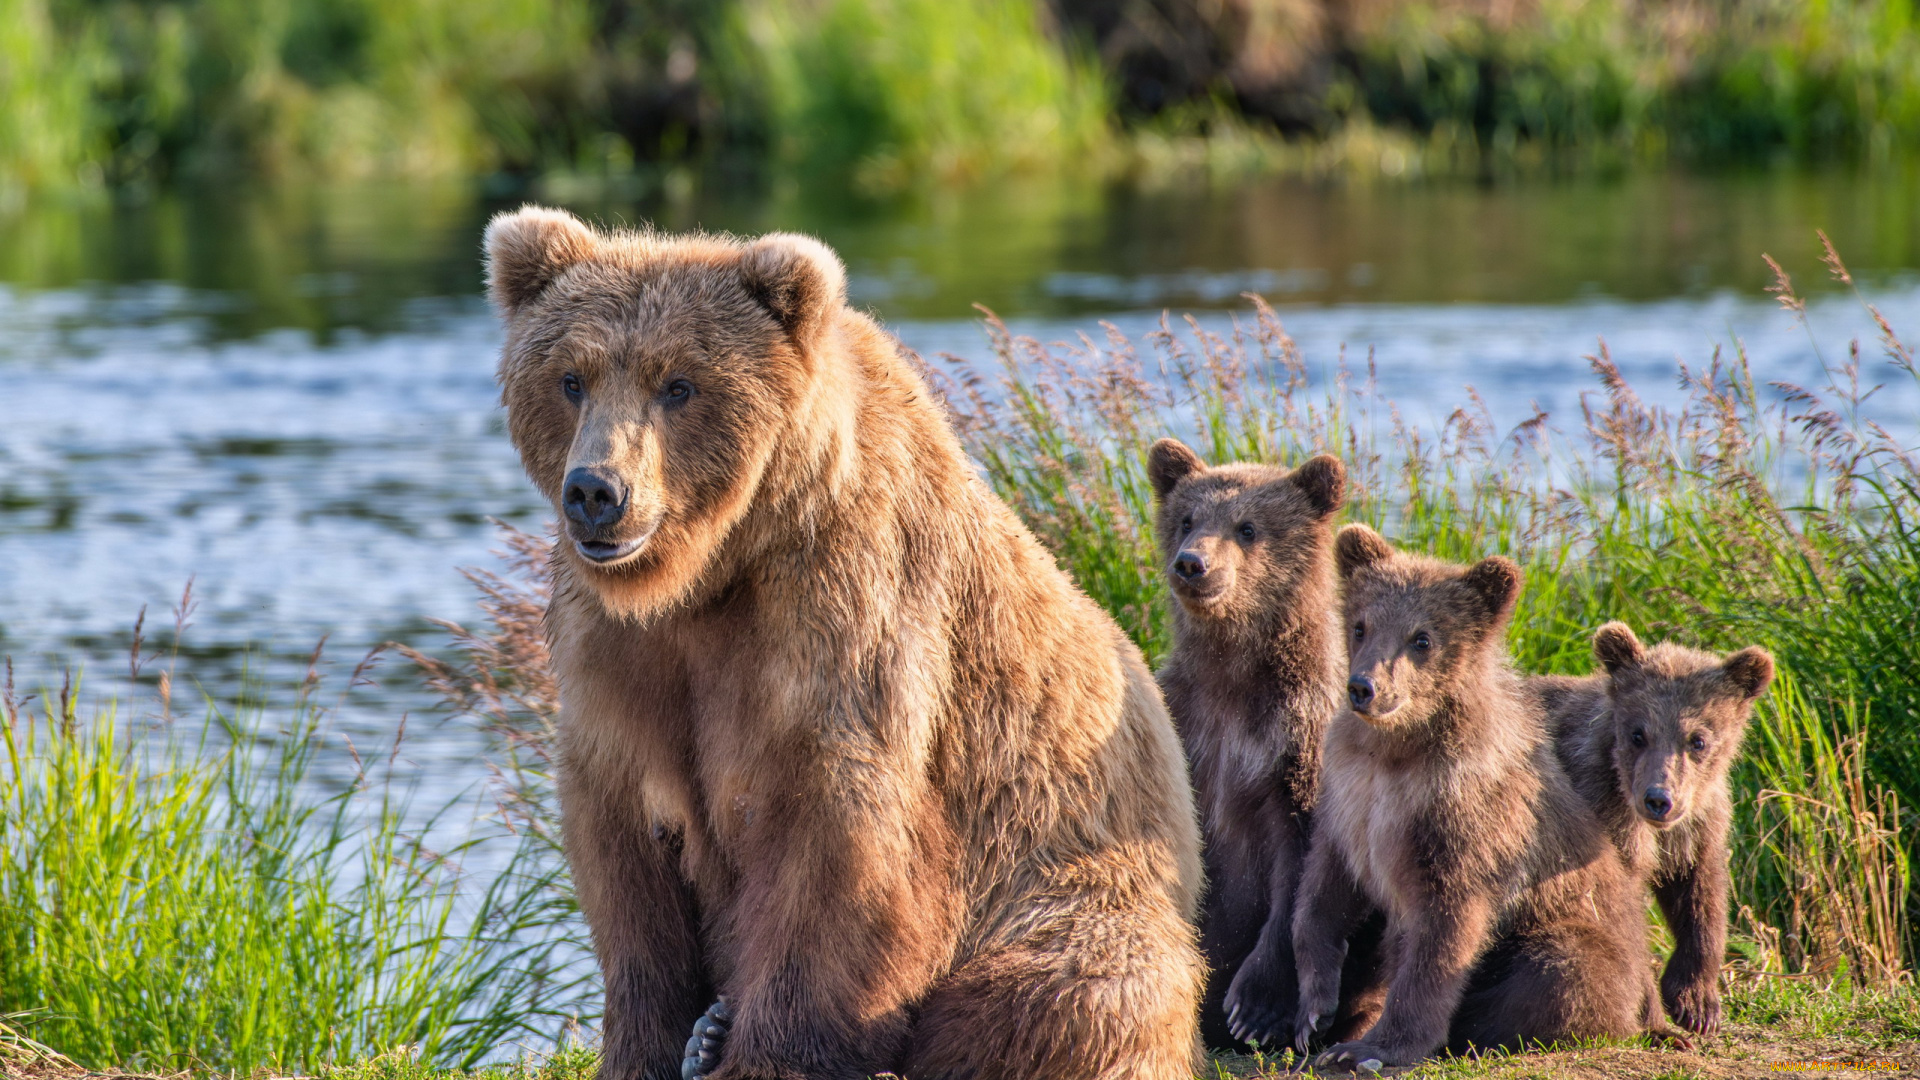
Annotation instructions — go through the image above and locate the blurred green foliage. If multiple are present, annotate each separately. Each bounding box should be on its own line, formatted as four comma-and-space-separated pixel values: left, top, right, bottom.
0, 1, 1918, 204
0, 0, 1107, 197
5, 0, 1920, 195
1338, 0, 1920, 166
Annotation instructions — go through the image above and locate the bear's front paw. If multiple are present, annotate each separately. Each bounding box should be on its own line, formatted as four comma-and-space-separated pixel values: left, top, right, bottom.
1313, 1040, 1402, 1074
681, 998, 731, 1080
1290, 976, 1341, 1054
1224, 954, 1295, 1048
1646, 1021, 1695, 1051
1665, 983, 1721, 1037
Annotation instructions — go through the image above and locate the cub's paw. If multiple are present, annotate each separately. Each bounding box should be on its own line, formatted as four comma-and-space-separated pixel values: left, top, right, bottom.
1646, 1022, 1695, 1051
1224, 956, 1294, 1047
1291, 981, 1341, 1055
681, 998, 731, 1080
1666, 984, 1722, 1037
1313, 1041, 1400, 1074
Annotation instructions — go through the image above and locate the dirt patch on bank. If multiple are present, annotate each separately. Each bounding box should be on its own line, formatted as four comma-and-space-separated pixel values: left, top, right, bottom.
1211, 1019, 1920, 1079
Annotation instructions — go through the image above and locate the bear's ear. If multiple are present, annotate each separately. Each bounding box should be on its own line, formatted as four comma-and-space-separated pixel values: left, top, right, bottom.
1290, 454, 1346, 518
1721, 646, 1775, 702
1148, 438, 1205, 500
1462, 556, 1523, 622
1333, 524, 1395, 579
1592, 621, 1646, 675
484, 206, 600, 315
739, 232, 846, 346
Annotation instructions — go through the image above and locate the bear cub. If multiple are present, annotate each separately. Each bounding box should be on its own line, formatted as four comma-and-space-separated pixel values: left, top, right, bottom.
1147, 439, 1347, 1049
1540, 622, 1774, 1035
1289, 526, 1665, 1070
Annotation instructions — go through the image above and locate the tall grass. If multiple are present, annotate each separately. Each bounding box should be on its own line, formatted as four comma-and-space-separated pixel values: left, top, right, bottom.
0, 644, 593, 1073
919, 235, 1919, 981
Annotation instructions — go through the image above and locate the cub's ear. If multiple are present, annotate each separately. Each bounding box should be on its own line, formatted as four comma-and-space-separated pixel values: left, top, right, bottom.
484, 206, 600, 315
1290, 454, 1346, 517
739, 232, 846, 346
1148, 438, 1206, 500
1721, 646, 1775, 702
1333, 524, 1395, 579
1592, 621, 1646, 675
1462, 556, 1523, 621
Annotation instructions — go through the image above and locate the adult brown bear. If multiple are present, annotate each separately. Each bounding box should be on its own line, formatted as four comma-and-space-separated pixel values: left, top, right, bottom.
483, 207, 1204, 1080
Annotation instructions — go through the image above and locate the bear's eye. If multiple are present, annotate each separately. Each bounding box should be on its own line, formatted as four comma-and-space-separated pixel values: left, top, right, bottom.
662, 378, 694, 406
1631, 729, 1647, 748
1411, 631, 1432, 651
1239, 522, 1256, 542
1353, 622, 1365, 641
561, 373, 584, 403
1689, 733, 1707, 753
1180, 516, 1192, 535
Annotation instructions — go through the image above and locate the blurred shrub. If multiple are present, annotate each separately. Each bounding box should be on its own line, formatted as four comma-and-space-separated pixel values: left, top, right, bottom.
744, 0, 1112, 185
5, 0, 1920, 192
0, 0, 1109, 192
1334, 0, 1920, 164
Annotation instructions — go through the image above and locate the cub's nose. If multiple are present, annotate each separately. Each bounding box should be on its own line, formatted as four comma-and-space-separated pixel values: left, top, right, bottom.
1173, 551, 1208, 581
1347, 676, 1375, 712
563, 467, 628, 530
1643, 787, 1673, 821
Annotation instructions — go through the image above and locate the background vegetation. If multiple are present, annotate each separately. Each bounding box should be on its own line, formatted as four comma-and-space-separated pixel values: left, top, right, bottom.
4, 0, 1920, 198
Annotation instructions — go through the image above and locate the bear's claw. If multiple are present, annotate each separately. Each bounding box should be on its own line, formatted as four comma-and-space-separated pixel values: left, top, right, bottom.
680, 998, 731, 1080
1314, 1041, 1391, 1074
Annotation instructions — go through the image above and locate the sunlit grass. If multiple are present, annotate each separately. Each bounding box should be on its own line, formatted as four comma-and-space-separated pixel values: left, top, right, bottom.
0, 654, 591, 1074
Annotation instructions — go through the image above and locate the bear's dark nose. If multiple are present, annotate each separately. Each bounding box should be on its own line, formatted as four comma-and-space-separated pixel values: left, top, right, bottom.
1173, 551, 1207, 581
1643, 787, 1673, 821
1347, 676, 1375, 712
563, 467, 627, 530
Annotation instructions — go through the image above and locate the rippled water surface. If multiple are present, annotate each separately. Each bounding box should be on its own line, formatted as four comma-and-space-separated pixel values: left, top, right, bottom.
2, 169, 1917, 792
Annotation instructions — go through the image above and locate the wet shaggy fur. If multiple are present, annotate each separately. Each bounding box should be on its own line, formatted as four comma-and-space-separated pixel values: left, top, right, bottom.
1145, 439, 1347, 1049
1288, 525, 1666, 1071
1537, 622, 1774, 1036
484, 206, 1205, 1080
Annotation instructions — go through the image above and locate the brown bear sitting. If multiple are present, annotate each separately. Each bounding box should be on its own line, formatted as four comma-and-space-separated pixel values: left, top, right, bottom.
1144, 438, 1347, 1049
483, 207, 1204, 1080
1538, 622, 1774, 1035
1291, 525, 1667, 1070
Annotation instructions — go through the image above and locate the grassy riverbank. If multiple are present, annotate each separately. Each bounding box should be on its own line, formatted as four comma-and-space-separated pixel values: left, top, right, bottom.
5, 0, 1920, 195
4, 981, 1915, 1080
1, 237, 1914, 1073
0, 645, 591, 1075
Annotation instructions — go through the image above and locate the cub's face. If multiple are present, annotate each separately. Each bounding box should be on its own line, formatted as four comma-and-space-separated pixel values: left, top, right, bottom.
485, 207, 847, 617
1333, 524, 1522, 729
1591, 623, 1772, 828
1146, 439, 1345, 624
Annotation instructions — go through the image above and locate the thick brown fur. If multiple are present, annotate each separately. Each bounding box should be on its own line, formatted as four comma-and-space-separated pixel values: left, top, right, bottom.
1146, 439, 1347, 1049
484, 207, 1204, 1080
1539, 622, 1774, 1036
1290, 526, 1666, 1071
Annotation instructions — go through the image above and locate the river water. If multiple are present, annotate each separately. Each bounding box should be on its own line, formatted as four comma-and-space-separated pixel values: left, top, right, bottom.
2, 167, 1917, 798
